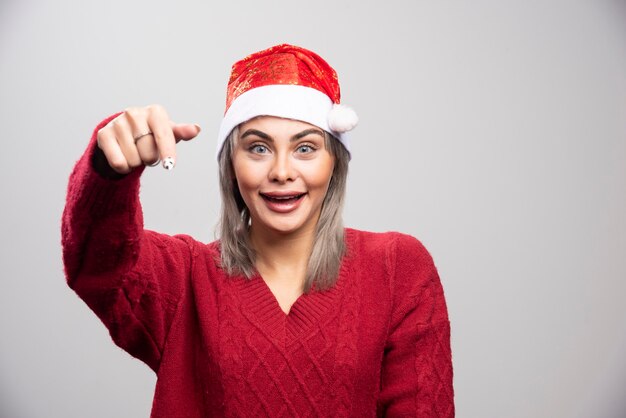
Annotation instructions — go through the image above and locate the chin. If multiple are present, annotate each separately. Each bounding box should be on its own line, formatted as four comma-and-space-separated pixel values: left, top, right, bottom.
262, 220, 310, 235
252, 211, 316, 236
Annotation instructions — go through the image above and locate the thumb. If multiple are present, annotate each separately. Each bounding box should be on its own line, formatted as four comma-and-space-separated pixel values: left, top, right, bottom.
172, 123, 201, 141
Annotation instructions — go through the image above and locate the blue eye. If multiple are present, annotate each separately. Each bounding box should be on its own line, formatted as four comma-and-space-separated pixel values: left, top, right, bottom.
296, 144, 315, 153
250, 144, 268, 154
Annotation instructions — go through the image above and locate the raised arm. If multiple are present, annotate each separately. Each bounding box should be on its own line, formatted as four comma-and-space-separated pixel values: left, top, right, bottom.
61, 106, 201, 372
377, 234, 454, 417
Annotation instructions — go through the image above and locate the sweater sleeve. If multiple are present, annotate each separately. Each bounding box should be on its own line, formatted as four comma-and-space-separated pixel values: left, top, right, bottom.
377, 234, 454, 417
61, 114, 194, 373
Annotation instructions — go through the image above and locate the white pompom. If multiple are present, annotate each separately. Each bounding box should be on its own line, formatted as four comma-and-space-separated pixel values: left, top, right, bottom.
328, 104, 358, 133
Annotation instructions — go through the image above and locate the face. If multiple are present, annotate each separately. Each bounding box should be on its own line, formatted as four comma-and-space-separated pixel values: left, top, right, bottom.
231, 116, 335, 238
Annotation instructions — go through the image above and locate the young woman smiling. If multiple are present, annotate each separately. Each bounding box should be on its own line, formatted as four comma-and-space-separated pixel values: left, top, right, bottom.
226, 117, 341, 313
62, 44, 454, 417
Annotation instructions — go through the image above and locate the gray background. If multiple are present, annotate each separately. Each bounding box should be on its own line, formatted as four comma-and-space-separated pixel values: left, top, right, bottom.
1, 0, 625, 417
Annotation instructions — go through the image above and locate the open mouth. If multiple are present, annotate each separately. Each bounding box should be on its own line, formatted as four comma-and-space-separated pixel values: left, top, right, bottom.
260, 193, 306, 204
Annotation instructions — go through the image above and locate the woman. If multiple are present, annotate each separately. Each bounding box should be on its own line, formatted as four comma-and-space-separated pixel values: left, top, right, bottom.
62, 44, 454, 417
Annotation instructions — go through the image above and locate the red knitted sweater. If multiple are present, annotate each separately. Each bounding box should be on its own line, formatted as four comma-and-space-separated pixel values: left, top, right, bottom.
61, 117, 454, 417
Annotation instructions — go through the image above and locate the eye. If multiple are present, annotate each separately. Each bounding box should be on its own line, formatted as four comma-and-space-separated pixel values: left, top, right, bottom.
249, 144, 269, 154
296, 144, 316, 154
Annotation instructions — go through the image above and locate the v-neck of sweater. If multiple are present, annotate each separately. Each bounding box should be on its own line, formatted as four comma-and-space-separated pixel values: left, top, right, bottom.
232, 230, 353, 345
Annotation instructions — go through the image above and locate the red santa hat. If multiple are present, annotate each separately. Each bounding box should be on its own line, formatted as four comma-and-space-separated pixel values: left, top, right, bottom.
216, 44, 358, 159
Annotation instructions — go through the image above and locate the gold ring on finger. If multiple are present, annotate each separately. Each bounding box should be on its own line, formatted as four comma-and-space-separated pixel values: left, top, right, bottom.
133, 131, 153, 143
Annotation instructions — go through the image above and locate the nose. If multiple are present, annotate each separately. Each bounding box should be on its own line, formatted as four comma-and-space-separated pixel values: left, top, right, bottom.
268, 152, 296, 183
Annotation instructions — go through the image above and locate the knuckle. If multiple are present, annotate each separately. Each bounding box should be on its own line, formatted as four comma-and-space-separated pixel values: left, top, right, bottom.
111, 118, 126, 132
147, 103, 164, 114
147, 104, 169, 120
97, 128, 112, 146
123, 107, 142, 121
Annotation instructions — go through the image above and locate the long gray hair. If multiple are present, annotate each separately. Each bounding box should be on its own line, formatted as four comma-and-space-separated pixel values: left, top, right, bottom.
217, 125, 350, 293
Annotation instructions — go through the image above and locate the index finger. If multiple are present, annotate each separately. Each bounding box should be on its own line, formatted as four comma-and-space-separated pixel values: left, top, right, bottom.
146, 105, 176, 170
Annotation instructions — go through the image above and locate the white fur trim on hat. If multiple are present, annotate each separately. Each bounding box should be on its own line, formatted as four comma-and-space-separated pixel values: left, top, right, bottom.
328, 104, 359, 133
216, 84, 352, 159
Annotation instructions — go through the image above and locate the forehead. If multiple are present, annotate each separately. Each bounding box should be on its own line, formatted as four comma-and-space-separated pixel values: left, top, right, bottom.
239, 116, 323, 136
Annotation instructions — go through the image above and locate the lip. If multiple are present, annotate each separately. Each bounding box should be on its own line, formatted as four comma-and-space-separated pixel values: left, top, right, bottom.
260, 191, 307, 213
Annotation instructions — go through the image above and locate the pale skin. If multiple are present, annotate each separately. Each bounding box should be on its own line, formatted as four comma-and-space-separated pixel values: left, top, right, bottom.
97, 106, 335, 314
96, 104, 201, 173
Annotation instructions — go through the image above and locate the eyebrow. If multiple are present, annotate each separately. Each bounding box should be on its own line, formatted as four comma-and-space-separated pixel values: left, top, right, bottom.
240, 128, 324, 142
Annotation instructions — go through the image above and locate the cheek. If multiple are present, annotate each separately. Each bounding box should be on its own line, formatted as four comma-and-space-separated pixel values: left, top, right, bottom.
304, 159, 335, 191
231, 164, 252, 205
234, 172, 254, 193
232, 158, 258, 191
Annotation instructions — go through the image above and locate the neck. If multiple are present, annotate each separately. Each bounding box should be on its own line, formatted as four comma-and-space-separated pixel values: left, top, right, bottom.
249, 222, 316, 285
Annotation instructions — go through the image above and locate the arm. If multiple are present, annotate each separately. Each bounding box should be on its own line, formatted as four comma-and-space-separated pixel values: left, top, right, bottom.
377, 234, 454, 417
61, 113, 197, 372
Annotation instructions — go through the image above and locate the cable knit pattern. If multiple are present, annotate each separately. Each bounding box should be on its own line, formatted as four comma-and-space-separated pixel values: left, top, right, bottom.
61, 118, 454, 417
331, 247, 359, 417
217, 260, 247, 417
